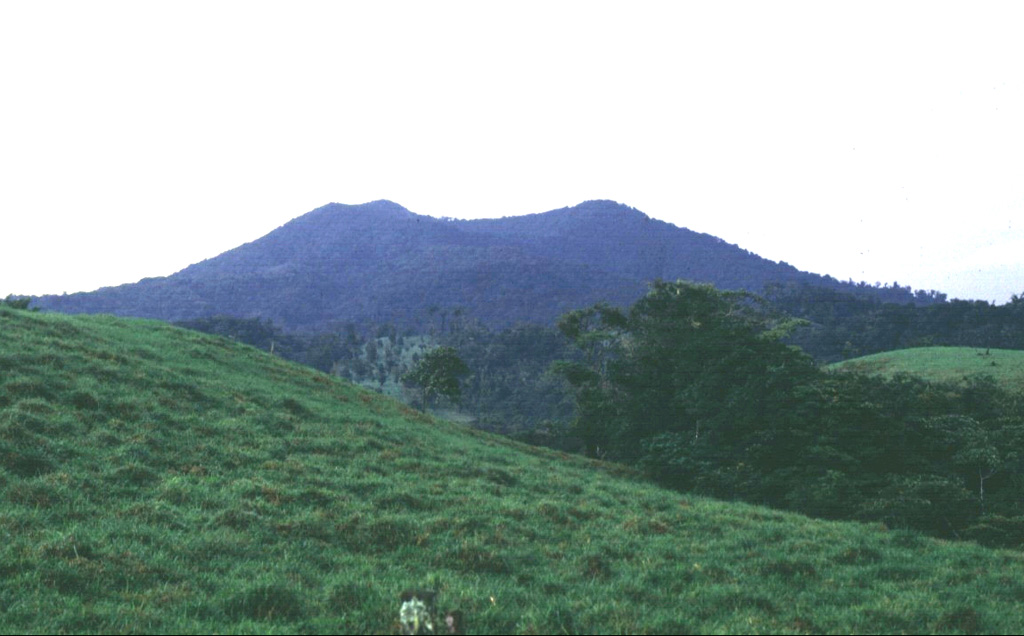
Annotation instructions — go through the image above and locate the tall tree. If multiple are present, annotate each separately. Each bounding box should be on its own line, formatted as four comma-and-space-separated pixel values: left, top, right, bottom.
403, 346, 470, 409
556, 281, 816, 487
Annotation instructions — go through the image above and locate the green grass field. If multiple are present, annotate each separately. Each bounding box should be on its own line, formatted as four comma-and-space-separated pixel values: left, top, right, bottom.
4, 307, 1024, 633
828, 346, 1024, 391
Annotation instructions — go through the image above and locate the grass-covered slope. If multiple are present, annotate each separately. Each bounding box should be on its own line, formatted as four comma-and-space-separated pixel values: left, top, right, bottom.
4, 307, 1024, 634
829, 346, 1024, 391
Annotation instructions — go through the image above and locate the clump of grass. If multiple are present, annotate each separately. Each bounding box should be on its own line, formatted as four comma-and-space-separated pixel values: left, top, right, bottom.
935, 607, 983, 633
69, 389, 100, 410
224, 581, 306, 622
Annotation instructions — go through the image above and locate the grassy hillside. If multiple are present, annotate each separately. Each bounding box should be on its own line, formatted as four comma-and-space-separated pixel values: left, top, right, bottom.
829, 346, 1024, 390
4, 307, 1024, 634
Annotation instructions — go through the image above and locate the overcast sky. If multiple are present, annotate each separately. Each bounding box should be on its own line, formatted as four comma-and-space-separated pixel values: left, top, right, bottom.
2, 2, 1022, 303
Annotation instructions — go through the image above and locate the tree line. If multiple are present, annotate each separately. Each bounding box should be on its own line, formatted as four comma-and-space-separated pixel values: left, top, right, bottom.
554, 280, 1024, 547
767, 281, 1024, 362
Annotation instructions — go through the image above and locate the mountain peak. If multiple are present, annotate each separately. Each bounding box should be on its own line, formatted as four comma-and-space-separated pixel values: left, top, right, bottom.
293, 200, 419, 231
314, 200, 414, 217
359, 199, 411, 213
556, 200, 654, 226
571, 199, 644, 214
33, 198, 900, 331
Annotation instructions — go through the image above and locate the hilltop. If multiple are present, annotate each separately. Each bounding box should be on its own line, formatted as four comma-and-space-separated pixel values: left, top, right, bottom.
829, 346, 1024, 391
4, 306, 1024, 633
32, 200, 928, 331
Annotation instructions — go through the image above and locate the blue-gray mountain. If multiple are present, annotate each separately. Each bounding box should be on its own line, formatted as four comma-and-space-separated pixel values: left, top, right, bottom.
34, 200, 929, 330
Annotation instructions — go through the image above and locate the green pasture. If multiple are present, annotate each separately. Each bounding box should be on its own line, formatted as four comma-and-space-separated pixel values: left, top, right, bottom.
3, 307, 1024, 633
829, 346, 1024, 391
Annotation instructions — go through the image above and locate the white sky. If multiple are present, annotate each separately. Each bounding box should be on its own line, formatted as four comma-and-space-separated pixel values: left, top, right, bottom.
2, 1, 1022, 303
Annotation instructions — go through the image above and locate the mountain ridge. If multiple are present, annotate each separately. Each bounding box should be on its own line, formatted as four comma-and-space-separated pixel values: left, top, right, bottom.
33, 200, 929, 331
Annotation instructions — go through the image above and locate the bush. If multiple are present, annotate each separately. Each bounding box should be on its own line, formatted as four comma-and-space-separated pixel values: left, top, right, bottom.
1, 295, 35, 310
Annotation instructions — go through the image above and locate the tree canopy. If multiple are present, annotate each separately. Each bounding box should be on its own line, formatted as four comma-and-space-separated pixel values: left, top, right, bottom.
403, 346, 470, 408
1, 295, 35, 311
555, 280, 1024, 546
555, 280, 816, 471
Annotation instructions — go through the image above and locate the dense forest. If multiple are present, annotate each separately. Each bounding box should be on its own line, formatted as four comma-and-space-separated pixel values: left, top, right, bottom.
553, 281, 1024, 547
33, 200, 939, 331
768, 282, 1024, 361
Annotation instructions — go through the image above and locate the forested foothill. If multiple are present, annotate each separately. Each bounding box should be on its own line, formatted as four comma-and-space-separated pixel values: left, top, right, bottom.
552, 281, 1024, 548
767, 281, 1024, 362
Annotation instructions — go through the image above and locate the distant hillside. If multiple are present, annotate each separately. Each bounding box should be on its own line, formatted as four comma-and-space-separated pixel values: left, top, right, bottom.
829, 346, 1024, 391
766, 283, 1021, 363
33, 200, 928, 331
5, 306, 1024, 633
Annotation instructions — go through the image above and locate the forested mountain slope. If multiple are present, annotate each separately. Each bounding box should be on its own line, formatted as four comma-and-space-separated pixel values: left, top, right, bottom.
33, 200, 926, 331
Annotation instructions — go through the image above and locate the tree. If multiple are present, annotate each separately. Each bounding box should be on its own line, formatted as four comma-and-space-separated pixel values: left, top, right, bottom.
403, 346, 470, 409
551, 303, 627, 457
1, 295, 35, 310
555, 280, 818, 496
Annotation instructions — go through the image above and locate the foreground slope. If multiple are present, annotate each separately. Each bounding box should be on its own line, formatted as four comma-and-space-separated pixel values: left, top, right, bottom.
3, 307, 1024, 634
33, 200, 898, 331
830, 346, 1024, 391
